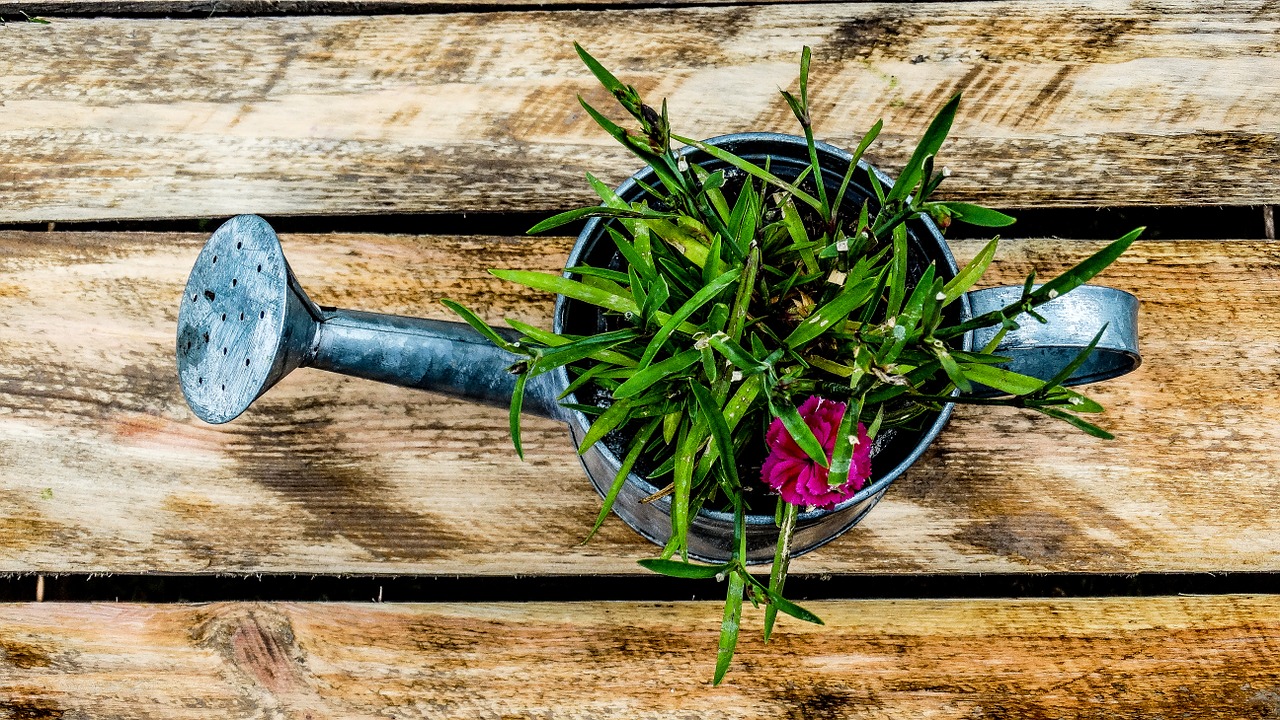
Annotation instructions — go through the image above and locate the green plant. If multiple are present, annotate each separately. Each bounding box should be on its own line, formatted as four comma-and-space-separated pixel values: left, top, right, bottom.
446, 44, 1138, 684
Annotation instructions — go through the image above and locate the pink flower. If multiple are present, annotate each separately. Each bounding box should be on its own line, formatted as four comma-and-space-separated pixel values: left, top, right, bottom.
761, 396, 872, 510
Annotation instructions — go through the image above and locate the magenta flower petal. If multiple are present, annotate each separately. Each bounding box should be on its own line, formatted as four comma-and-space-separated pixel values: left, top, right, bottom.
760, 396, 873, 510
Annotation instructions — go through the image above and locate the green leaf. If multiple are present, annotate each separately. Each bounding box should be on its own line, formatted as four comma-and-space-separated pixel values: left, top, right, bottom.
826, 394, 864, 488
441, 299, 520, 353
672, 418, 704, 560
708, 332, 767, 374
784, 274, 879, 349
1035, 325, 1109, 394
637, 558, 728, 579
1041, 387, 1106, 414
833, 119, 882, 216
868, 169, 886, 204
574, 42, 627, 96
886, 223, 909, 317
888, 92, 961, 203
756, 581, 823, 625
491, 270, 638, 315
936, 348, 972, 393
671, 134, 823, 212
637, 269, 740, 368
613, 349, 701, 399
689, 382, 739, 487
959, 363, 1043, 396
772, 400, 829, 468
577, 397, 634, 454
713, 570, 746, 686
641, 274, 671, 325
531, 329, 638, 375
509, 372, 528, 459
1035, 406, 1115, 440
609, 227, 656, 284
1031, 228, 1142, 304
528, 204, 675, 235
763, 501, 799, 642
560, 362, 612, 400
742, 572, 824, 625
943, 202, 1017, 228
941, 237, 999, 305
505, 319, 637, 367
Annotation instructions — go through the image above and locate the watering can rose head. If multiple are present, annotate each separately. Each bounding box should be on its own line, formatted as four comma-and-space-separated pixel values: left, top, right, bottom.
442, 43, 1141, 684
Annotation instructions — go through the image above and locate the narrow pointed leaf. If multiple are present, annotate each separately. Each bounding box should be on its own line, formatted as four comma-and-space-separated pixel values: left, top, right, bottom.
1036, 325, 1109, 393
637, 558, 728, 579
529, 204, 675, 235
888, 92, 961, 202
763, 502, 799, 642
574, 42, 626, 95
509, 372, 528, 459
614, 349, 701, 399
713, 570, 746, 685
442, 299, 521, 353
941, 237, 999, 305
577, 397, 634, 454
959, 363, 1043, 396
671, 134, 823, 211
690, 382, 739, 486
773, 400, 829, 468
1036, 406, 1115, 440
784, 274, 879, 348
1031, 228, 1142, 303
638, 269, 740, 368
943, 202, 1016, 227
492, 270, 638, 315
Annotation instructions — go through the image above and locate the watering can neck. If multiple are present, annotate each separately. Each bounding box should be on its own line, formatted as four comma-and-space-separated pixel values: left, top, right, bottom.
306, 307, 567, 421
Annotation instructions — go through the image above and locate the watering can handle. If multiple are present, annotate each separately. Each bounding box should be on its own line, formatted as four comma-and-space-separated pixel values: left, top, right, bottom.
963, 285, 1141, 397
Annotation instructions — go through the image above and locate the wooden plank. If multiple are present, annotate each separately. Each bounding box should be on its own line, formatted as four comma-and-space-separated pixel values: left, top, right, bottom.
1, 230, 1277, 575
2, 1, 1278, 222
7, 0, 800, 13
2, 596, 1279, 717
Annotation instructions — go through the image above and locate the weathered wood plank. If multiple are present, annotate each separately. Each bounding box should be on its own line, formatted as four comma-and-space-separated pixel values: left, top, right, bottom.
2, 596, 1278, 717
2, 1, 1278, 222
7, 0, 806, 13
0, 230, 1276, 575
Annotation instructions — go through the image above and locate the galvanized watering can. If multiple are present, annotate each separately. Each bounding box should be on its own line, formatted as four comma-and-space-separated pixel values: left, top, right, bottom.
177, 134, 1140, 563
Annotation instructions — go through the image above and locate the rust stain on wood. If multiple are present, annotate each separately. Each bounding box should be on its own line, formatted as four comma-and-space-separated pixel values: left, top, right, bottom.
0, 638, 53, 669
0, 698, 65, 720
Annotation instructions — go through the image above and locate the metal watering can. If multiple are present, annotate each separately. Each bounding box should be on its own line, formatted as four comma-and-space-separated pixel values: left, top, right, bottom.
176, 134, 1140, 563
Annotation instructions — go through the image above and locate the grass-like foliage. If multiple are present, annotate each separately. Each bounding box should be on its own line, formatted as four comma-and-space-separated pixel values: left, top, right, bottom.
447, 44, 1138, 684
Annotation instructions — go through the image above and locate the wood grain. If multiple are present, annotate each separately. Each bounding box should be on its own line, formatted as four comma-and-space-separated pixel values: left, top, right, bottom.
8, 0, 798, 13
0, 229, 1276, 575
2, 596, 1279, 718
2, 1, 1279, 222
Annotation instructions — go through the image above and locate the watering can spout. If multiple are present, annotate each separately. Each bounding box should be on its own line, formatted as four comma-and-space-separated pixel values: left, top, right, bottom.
176, 215, 564, 425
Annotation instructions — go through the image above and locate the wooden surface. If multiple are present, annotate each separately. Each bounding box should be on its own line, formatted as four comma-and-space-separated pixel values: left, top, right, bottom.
3, 0, 1278, 711
2, 596, 1278, 718
2, 230, 1276, 575
3, 1, 1280, 222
